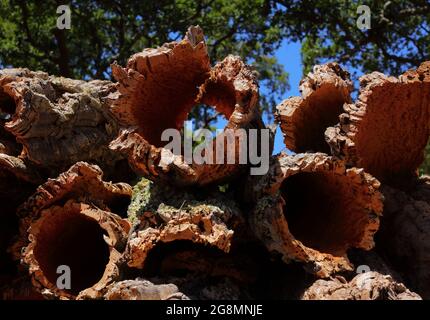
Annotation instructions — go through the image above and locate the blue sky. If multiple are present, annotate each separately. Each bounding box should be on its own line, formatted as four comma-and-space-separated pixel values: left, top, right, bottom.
213, 40, 302, 155
263, 40, 302, 155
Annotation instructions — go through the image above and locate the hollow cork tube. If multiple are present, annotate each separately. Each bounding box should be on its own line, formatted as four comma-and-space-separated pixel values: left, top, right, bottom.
325, 61, 430, 185
16, 162, 132, 299
245, 152, 383, 277
109, 26, 261, 186
23, 201, 130, 299
276, 62, 352, 153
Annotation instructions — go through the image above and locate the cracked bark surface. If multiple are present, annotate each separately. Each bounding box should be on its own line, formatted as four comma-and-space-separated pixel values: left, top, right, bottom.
325, 61, 430, 185
376, 182, 430, 299
276, 62, 352, 153
121, 179, 265, 298
110, 26, 261, 186
0, 68, 130, 181
125, 178, 244, 269
302, 271, 421, 300
12, 162, 131, 299
245, 152, 383, 277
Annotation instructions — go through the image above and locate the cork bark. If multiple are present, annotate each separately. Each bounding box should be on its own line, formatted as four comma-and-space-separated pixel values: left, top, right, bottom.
14, 162, 132, 299
325, 61, 430, 185
245, 152, 383, 277
119, 178, 266, 298
125, 178, 244, 269
376, 182, 430, 299
302, 272, 421, 300
276, 62, 352, 153
0, 68, 129, 181
109, 26, 261, 186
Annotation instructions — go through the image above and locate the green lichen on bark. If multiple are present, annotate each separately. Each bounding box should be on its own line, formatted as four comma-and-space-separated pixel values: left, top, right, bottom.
127, 178, 241, 227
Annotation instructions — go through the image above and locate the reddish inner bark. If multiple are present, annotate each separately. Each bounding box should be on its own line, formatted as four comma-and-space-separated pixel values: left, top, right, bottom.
294, 84, 346, 153
199, 81, 235, 120
354, 83, 429, 184
281, 172, 368, 256
133, 74, 235, 148
33, 212, 110, 296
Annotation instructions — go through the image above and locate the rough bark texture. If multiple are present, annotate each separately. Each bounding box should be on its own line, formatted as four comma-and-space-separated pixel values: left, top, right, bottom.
302, 271, 421, 300
245, 152, 383, 277
125, 178, 244, 269
276, 62, 352, 153
23, 201, 130, 299
110, 26, 261, 186
120, 179, 272, 299
376, 182, 430, 299
325, 61, 430, 185
0, 67, 130, 181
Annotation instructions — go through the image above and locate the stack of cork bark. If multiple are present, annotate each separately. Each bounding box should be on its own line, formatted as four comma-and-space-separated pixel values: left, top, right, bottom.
0, 26, 428, 300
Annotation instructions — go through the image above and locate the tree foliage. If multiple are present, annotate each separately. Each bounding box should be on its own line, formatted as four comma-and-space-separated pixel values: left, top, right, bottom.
0, 0, 288, 121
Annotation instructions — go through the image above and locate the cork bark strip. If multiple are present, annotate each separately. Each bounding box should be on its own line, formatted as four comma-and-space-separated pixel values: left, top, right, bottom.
325, 61, 430, 185
109, 26, 261, 186
246, 153, 383, 277
14, 162, 132, 299
276, 62, 352, 153
0, 68, 126, 179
